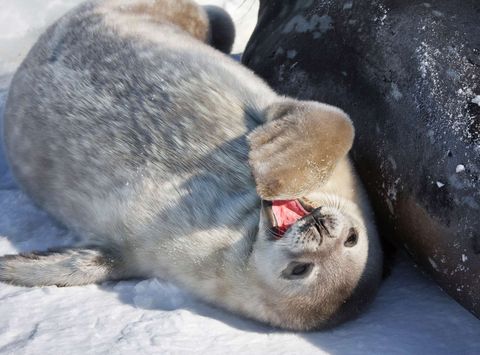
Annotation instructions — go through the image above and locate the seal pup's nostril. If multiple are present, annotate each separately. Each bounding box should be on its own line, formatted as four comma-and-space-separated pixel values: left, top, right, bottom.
311, 206, 323, 218
311, 213, 333, 239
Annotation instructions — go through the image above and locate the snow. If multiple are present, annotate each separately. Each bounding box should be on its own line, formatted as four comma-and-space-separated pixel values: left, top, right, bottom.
428, 257, 438, 271
282, 14, 334, 35
343, 1, 353, 11
472, 95, 480, 107
0, 1, 479, 354
390, 83, 403, 101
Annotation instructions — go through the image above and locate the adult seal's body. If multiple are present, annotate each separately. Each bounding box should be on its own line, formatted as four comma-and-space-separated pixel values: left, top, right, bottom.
1, 0, 382, 330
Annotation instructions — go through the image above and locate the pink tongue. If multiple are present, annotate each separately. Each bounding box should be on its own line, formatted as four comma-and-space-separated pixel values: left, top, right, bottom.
271, 200, 309, 235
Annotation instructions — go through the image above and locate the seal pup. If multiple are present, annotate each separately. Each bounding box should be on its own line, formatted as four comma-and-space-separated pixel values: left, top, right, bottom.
0, 0, 382, 330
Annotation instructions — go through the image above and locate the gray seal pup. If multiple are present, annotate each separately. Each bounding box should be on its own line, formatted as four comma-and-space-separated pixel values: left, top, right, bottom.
0, 0, 382, 330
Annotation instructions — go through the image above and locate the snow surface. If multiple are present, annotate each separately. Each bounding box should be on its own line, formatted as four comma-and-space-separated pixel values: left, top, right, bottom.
0, 1, 479, 354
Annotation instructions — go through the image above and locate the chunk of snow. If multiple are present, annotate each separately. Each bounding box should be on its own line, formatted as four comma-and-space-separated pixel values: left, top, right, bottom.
471, 95, 480, 107
390, 83, 403, 101
286, 49, 297, 59
455, 164, 465, 173
343, 1, 353, 10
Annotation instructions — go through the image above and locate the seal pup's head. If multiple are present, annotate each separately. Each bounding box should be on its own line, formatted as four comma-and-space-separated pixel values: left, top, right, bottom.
244, 195, 382, 330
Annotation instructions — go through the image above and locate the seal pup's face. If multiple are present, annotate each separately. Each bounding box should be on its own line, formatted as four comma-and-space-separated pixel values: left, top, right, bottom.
247, 196, 382, 330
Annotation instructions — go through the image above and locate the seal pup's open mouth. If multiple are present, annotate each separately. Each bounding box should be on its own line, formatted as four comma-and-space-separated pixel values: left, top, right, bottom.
263, 199, 315, 239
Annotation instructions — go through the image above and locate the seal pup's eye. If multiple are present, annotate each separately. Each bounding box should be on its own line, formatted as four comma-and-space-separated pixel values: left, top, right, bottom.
344, 228, 358, 248
282, 262, 313, 279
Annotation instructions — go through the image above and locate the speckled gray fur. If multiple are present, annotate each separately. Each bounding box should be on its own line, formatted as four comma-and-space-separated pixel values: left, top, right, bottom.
0, 0, 382, 330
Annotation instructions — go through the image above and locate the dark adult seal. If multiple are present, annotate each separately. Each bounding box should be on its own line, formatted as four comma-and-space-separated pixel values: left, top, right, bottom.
243, 0, 480, 317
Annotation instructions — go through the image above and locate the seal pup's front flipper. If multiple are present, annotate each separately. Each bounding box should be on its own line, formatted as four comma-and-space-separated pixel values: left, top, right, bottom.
0, 247, 127, 287
248, 99, 354, 200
